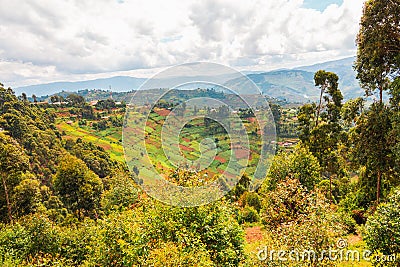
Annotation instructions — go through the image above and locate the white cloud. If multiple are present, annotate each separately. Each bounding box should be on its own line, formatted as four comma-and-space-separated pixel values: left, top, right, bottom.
0, 0, 364, 88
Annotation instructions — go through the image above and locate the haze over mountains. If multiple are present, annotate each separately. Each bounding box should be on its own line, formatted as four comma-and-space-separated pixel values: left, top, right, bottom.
227, 57, 362, 102
295, 56, 363, 101
15, 57, 362, 103
15, 76, 147, 97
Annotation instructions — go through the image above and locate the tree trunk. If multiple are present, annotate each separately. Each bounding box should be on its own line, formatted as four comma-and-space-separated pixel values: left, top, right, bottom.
330, 176, 332, 204
1, 174, 13, 223
379, 87, 383, 104
315, 86, 325, 127
377, 169, 381, 205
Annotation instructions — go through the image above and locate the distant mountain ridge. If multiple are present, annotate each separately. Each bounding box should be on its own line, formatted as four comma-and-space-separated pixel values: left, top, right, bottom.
225, 69, 317, 102
15, 76, 147, 97
294, 56, 364, 100
15, 57, 363, 102
225, 57, 363, 102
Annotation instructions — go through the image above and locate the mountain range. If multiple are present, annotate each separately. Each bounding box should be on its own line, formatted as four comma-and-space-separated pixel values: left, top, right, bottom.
226, 57, 362, 102
15, 76, 147, 97
15, 57, 363, 103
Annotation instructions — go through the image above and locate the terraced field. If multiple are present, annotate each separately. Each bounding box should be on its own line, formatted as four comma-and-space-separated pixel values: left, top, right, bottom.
56, 119, 125, 162
123, 106, 268, 186
55, 105, 275, 184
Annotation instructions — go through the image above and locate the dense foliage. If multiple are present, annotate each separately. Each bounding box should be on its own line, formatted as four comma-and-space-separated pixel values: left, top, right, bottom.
364, 188, 400, 266
0, 1, 399, 265
0, 85, 127, 224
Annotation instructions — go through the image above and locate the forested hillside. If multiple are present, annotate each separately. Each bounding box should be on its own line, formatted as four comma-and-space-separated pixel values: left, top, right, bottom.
0, 0, 399, 266
1, 72, 399, 266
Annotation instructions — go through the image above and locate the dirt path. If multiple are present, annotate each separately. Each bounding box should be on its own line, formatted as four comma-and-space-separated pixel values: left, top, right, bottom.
245, 226, 263, 243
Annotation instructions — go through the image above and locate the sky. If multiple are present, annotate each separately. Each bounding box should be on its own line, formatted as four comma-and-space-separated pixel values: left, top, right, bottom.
0, 0, 364, 88
302, 0, 344, 11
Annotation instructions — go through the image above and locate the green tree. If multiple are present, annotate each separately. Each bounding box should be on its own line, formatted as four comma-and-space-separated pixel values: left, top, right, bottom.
259, 179, 343, 266
264, 145, 321, 191
390, 78, 400, 174
341, 97, 364, 129
365, 188, 400, 266
66, 94, 85, 107
146, 242, 213, 267
298, 70, 344, 202
13, 174, 48, 217
101, 174, 138, 213
95, 99, 116, 111
355, 0, 400, 103
53, 154, 103, 218
65, 138, 117, 178
0, 84, 63, 182
142, 200, 245, 266
20, 93, 27, 102
269, 103, 282, 134
314, 70, 340, 126
350, 103, 394, 204
297, 103, 316, 143
0, 132, 29, 222
50, 95, 59, 104
81, 104, 95, 119
1, 112, 29, 140
226, 173, 251, 201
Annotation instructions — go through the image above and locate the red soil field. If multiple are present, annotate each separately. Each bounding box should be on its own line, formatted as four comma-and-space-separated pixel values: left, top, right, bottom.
145, 139, 161, 148
217, 170, 237, 180
245, 226, 263, 243
155, 108, 171, 117
247, 117, 256, 123
179, 144, 194, 152
99, 143, 112, 150
215, 155, 227, 163
235, 149, 250, 159
56, 112, 70, 117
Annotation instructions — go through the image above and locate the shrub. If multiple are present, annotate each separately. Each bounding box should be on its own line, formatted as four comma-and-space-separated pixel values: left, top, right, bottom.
53, 154, 103, 218
142, 200, 246, 266
364, 188, 400, 266
259, 179, 343, 266
239, 191, 261, 212
260, 179, 311, 227
0, 214, 61, 262
264, 145, 321, 191
146, 242, 213, 267
238, 206, 260, 224
101, 174, 138, 213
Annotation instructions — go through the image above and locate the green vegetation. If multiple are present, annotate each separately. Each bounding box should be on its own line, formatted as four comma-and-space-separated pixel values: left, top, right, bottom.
0, 1, 399, 265
56, 111, 124, 162
364, 188, 400, 266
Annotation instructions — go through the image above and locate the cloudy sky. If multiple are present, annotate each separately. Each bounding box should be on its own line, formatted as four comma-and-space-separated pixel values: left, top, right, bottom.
0, 0, 364, 88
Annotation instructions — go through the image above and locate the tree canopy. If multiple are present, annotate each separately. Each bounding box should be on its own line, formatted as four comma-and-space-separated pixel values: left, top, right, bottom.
355, 0, 400, 102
